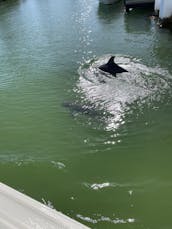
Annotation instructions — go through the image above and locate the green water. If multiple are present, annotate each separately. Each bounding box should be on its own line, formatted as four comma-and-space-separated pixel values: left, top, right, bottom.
0, 0, 172, 228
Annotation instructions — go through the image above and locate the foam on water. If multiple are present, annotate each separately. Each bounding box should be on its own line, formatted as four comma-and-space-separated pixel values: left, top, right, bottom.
77, 54, 172, 131
76, 214, 135, 225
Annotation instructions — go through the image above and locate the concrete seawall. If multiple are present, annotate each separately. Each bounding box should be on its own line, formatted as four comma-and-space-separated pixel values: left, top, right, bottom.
0, 183, 90, 229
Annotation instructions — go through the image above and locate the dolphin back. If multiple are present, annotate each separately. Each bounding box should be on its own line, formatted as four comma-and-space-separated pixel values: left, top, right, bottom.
99, 56, 128, 77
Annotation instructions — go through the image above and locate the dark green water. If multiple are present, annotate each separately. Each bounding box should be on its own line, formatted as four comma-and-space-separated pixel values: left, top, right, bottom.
0, 0, 172, 228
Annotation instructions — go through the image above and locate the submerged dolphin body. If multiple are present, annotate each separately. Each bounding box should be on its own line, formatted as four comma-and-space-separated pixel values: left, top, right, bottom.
99, 56, 128, 77
62, 102, 115, 120
62, 102, 102, 117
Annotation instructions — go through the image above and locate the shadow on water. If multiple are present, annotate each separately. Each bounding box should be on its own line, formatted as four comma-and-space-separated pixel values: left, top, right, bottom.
0, 0, 21, 8
97, 1, 123, 23
124, 8, 154, 33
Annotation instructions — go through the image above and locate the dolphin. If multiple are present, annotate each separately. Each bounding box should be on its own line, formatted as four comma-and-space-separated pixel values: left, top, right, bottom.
99, 56, 128, 77
62, 102, 102, 117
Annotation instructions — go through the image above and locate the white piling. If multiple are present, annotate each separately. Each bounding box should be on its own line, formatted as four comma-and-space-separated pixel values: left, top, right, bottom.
158, 0, 172, 19
154, 0, 161, 11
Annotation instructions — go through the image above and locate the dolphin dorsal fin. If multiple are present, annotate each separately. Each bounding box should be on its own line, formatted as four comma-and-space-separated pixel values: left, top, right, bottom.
107, 56, 115, 65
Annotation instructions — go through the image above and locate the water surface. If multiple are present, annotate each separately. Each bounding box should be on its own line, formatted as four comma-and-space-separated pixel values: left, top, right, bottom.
0, 0, 172, 228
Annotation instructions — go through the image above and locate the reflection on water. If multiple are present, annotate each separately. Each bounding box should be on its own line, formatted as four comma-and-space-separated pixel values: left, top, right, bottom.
97, 2, 123, 23
72, 0, 95, 62
124, 9, 154, 33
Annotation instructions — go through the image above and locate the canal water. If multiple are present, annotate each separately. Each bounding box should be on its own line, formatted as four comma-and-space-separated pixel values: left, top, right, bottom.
0, 0, 172, 228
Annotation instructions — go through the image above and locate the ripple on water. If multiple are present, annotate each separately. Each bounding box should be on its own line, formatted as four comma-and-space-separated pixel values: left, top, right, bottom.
76, 54, 172, 131
77, 214, 135, 225
51, 161, 66, 170
83, 181, 134, 191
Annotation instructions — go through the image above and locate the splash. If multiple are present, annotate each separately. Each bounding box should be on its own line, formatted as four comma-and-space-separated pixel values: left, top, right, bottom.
77, 54, 172, 131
